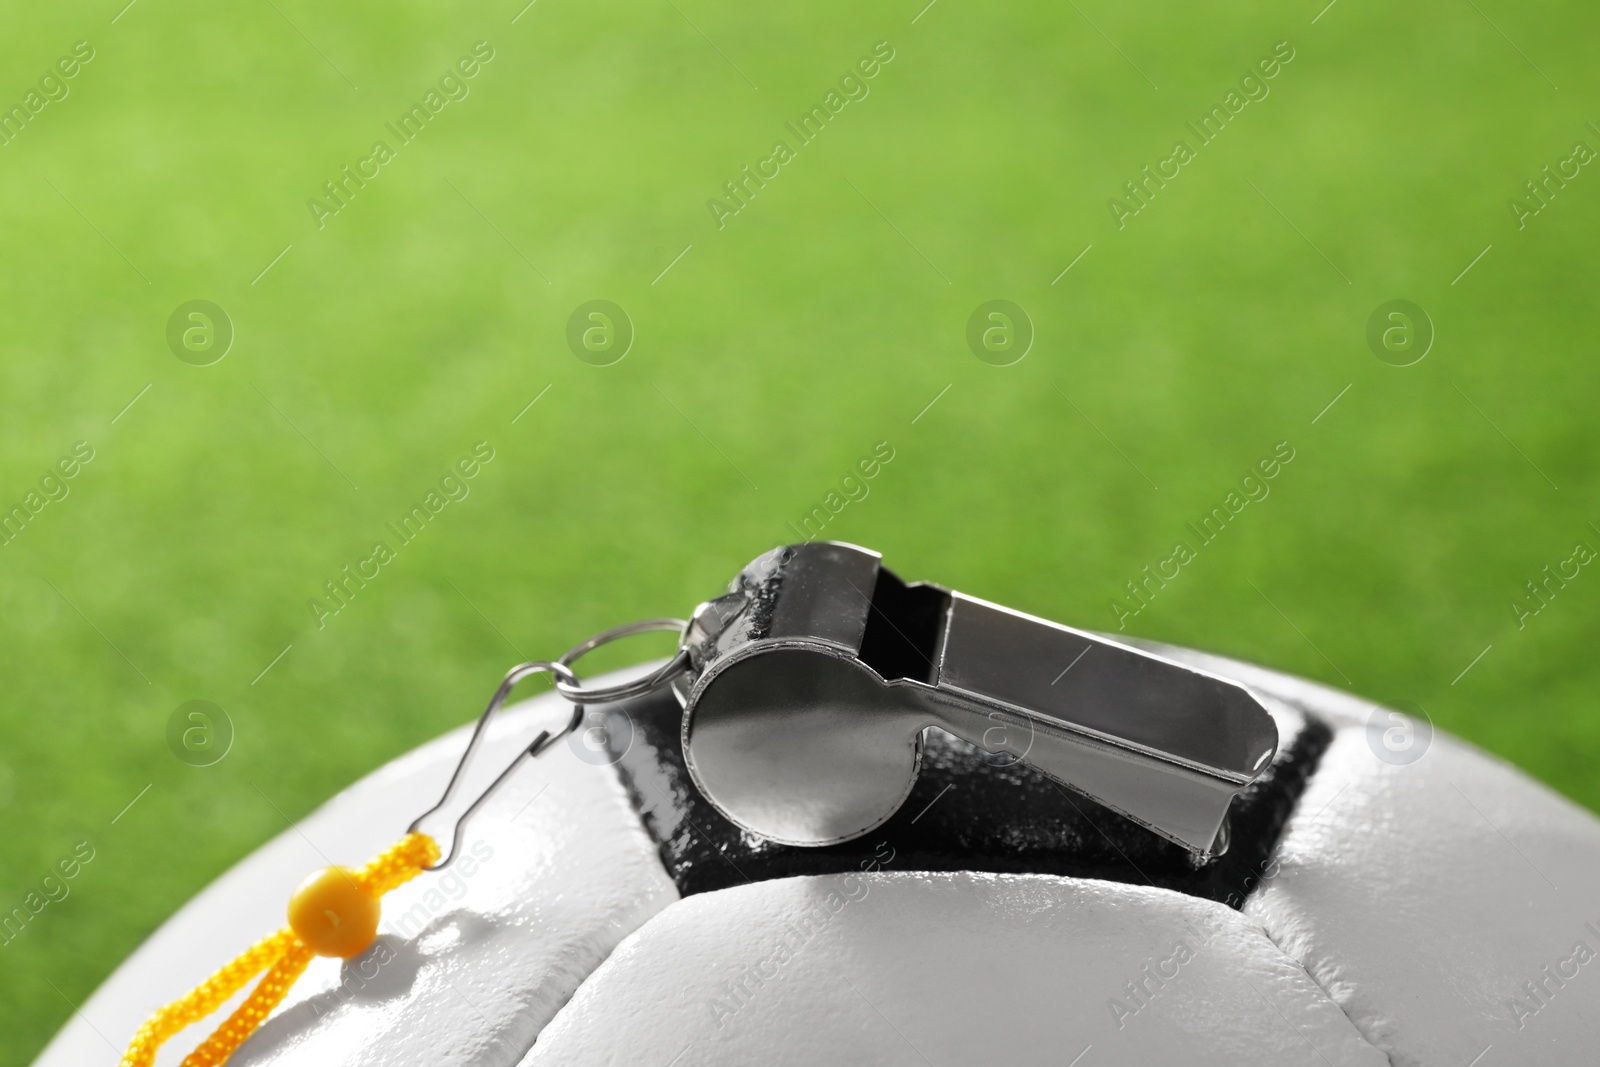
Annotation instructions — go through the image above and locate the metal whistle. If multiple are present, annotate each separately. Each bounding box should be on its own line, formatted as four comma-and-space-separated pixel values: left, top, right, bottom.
675, 542, 1278, 857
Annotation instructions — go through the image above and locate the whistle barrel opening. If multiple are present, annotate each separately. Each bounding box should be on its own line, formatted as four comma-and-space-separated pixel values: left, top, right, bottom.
858, 567, 949, 686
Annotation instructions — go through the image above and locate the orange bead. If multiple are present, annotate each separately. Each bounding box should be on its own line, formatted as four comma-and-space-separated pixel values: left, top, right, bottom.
287, 867, 380, 959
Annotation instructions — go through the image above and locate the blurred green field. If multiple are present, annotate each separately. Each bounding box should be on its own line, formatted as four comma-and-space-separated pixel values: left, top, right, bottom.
3, 0, 1599, 1060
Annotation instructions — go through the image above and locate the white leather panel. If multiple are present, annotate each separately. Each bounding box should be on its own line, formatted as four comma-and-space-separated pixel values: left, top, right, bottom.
1245, 725, 1600, 1067
522, 872, 1389, 1067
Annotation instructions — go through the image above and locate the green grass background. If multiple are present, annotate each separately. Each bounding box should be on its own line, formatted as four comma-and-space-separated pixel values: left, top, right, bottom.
3, 0, 1598, 1060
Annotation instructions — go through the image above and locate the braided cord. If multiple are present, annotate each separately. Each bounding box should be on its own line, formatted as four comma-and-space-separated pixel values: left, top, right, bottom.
120, 832, 439, 1067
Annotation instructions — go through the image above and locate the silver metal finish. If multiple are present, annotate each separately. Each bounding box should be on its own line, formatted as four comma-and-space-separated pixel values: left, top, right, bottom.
409, 660, 582, 869
677, 542, 1279, 856
553, 617, 691, 705
409, 621, 691, 870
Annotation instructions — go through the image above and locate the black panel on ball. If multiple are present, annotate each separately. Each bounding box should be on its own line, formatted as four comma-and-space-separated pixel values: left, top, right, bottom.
598, 687, 1329, 910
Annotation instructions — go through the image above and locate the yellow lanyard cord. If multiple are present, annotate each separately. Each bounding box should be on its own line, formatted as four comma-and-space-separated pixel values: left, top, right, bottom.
121, 832, 440, 1067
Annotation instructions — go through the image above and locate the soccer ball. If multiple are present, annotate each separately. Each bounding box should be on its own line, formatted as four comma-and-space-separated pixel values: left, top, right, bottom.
35, 643, 1600, 1067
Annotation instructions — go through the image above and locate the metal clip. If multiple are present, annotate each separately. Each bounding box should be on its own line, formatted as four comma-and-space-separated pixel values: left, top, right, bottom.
408, 661, 582, 869
675, 542, 1279, 856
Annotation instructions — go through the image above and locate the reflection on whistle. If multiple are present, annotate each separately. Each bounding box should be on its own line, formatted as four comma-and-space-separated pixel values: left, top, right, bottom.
678, 542, 1279, 856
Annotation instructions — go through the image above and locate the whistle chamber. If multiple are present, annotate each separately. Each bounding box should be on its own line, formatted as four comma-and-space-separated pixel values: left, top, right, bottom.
675, 542, 1279, 857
